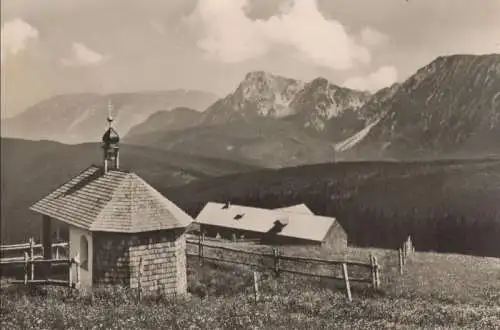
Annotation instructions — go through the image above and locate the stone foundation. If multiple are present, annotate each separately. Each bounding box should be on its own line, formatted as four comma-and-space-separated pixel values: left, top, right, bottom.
93, 229, 187, 295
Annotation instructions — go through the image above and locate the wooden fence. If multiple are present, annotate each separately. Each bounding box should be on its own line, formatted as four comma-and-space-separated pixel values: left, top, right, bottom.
186, 233, 261, 245
0, 237, 68, 264
0, 238, 78, 288
398, 235, 414, 275
187, 237, 380, 302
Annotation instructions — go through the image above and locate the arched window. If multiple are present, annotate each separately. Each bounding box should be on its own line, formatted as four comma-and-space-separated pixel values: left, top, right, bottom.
80, 235, 89, 270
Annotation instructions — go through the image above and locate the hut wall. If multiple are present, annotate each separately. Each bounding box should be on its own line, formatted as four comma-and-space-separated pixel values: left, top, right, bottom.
200, 224, 323, 245
92, 229, 187, 295
69, 225, 93, 287
322, 222, 348, 252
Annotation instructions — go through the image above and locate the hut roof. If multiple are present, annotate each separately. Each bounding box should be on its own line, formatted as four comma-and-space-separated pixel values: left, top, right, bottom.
30, 165, 193, 233
195, 202, 335, 242
275, 203, 314, 215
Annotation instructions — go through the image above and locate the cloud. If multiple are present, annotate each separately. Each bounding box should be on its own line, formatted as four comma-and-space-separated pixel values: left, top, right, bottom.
1, 18, 39, 63
150, 19, 166, 34
343, 65, 398, 92
360, 27, 389, 46
188, 0, 268, 63
61, 42, 109, 67
188, 0, 372, 70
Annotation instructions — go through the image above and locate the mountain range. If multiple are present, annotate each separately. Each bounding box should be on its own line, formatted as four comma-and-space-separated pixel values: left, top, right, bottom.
125, 54, 500, 165
1, 90, 218, 144
122, 71, 373, 167
2, 54, 499, 166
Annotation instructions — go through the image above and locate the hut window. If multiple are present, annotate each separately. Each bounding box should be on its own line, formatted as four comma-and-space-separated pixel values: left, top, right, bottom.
80, 235, 89, 270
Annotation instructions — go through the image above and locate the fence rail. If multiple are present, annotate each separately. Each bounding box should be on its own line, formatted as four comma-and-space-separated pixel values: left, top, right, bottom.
1, 238, 78, 288
186, 234, 260, 244
187, 236, 380, 301
0, 242, 68, 251
1, 237, 69, 263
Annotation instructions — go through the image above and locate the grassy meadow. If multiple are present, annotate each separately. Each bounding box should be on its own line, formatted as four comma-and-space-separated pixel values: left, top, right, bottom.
2, 249, 499, 329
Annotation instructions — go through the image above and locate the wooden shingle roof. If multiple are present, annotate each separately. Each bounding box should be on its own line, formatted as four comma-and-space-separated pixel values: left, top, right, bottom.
30, 165, 193, 233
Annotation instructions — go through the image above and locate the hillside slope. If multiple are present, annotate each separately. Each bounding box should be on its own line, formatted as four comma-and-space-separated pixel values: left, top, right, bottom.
1, 90, 218, 144
0, 138, 259, 244
127, 118, 336, 168
125, 107, 201, 141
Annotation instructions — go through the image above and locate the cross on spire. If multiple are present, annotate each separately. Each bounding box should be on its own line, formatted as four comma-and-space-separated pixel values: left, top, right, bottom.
107, 100, 114, 127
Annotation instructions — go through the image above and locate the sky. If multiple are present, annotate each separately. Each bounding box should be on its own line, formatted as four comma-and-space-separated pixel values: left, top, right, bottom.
1, 0, 499, 118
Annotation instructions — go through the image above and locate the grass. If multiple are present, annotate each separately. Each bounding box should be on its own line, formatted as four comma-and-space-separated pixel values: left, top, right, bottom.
2, 249, 499, 329
387, 252, 500, 304
2, 285, 498, 329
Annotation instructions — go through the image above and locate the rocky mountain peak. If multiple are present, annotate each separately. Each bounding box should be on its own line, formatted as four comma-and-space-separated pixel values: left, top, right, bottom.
289, 77, 371, 134
235, 71, 303, 99
243, 70, 274, 81
202, 71, 305, 122
307, 77, 330, 89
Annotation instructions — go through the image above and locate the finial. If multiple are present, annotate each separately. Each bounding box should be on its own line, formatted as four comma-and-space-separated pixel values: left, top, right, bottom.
107, 100, 114, 125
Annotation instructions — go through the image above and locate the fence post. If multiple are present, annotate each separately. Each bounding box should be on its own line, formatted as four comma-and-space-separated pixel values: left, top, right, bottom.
138, 257, 143, 302
403, 240, 407, 265
198, 234, 204, 265
374, 256, 380, 289
69, 257, 73, 288
398, 248, 403, 275
74, 252, 80, 288
342, 263, 352, 302
370, 253, 376, 289
406, 236, 410, 258
201, 233, 205, 265
273, 247, 280, 277
29, 237, 35, 280
24, 251, 29, 285
56, 245, 60, 260
253, 271, 260, 303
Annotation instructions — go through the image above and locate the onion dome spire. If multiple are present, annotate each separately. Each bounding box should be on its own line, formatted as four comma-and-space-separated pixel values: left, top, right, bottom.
102, 100, 120, 172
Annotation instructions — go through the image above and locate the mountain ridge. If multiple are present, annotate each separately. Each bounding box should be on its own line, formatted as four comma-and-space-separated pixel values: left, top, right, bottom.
1, 89, 219, 144
340, 53, 500, 159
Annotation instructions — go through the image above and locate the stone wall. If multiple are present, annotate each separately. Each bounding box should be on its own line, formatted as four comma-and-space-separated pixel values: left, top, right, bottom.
93, 232, 132, 286
93, 229, 187, 295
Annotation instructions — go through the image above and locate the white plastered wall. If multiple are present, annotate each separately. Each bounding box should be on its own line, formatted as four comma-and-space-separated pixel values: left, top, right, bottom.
69, 225, 93, 287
